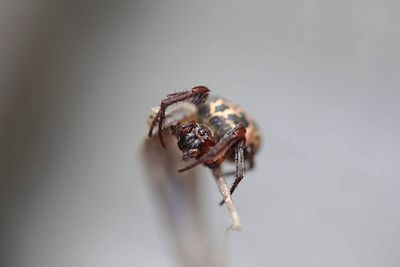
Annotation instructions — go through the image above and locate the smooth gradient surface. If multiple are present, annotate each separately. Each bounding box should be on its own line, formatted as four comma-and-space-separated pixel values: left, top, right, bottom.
1, 1, 399, 266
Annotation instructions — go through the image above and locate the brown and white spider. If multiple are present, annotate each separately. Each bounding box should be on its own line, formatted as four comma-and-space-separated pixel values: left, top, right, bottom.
148, 86, 261, 210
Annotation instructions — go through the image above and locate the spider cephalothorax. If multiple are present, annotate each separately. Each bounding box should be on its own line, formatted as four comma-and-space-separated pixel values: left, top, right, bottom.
148, 86, 261, 209
171, 121, 215, 161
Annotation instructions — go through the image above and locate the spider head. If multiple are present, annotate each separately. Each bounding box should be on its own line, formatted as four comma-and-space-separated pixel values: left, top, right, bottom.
171, 121, 215, 160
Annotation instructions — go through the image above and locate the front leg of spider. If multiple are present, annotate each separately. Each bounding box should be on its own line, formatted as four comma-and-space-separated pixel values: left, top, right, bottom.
148, 86, 210, 147
222, 144, 256, 177
219, 138, 246, 206
178, 123, 247, 173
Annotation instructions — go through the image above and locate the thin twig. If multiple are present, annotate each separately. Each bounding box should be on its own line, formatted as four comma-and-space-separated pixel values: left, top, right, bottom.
212, 167, 242, 231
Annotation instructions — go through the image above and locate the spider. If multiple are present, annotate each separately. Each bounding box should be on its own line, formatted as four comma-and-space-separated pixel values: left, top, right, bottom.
148, 86, 261, 206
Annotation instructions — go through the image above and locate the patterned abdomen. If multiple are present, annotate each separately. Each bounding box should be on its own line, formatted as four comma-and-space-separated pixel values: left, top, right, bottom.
198, 96, 261, 153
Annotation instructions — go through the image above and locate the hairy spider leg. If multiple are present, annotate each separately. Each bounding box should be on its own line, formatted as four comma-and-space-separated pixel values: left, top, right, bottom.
222, 143, 256, 177
148, 86, 210, 147
178, 123, 247, 172
219, 138, 246, 205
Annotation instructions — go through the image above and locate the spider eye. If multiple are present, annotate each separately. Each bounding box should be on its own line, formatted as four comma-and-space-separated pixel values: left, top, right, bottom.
198, 129, 206, 136
197, 126, 212, 139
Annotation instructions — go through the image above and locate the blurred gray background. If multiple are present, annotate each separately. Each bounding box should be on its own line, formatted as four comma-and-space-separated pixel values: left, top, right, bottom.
1, 0, 399, 266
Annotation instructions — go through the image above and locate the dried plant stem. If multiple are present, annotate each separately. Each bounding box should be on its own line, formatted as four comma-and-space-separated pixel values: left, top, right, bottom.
212, 167, 241, 230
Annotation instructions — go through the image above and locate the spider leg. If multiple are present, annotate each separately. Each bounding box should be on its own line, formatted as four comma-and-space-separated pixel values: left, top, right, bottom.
178, 123, 246, 172
247, 144, 256, 170
222, 144, 256, 176
148, 86, 210, 147
219, 139, 246, 205
182, 148, 199, 161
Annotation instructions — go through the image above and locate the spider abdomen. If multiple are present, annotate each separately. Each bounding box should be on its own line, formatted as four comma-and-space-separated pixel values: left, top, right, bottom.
198, 96, 261, 154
